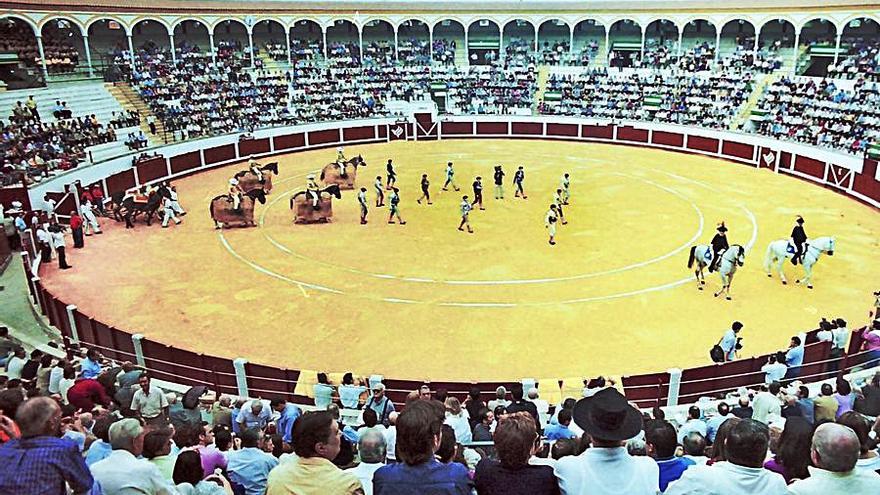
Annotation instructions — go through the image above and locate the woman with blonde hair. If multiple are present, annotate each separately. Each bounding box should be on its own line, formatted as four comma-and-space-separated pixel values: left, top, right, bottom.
444, 397, 472, 444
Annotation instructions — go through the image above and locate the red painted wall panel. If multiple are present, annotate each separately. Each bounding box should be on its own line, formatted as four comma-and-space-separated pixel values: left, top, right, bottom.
547, 123, 578, 137
617, 126, 649, 143
442, 122, 473, 135
652, 131, 684, 147
793, 155, 826, 179
687, 136, 719, 153
105, 169, 136, 195
721, 141, 754, 160
343, 126, 376, 141
853, 159, 880, 202
136, 157, 168, 184
238, 137, 270, 156
476, 122, 508, 135
170, 151, 202, 175
204, 144, 237, 164
274, 133, 305, 150
309, 129, 340, 145
511, 122, 543, 135
581, 124, 613, 139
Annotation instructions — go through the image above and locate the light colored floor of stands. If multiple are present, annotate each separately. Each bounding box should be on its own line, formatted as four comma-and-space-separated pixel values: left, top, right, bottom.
37, 139, 880, 382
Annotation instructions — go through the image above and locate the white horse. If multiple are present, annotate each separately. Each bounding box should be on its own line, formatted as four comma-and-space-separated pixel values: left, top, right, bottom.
687, 244, 715, 289
763, 236, 836, 289
713, 244, 746, 300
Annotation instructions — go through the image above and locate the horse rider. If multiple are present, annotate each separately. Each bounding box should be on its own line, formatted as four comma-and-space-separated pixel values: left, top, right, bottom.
228, 178, 243, 212
709, 222, 729, 272
306, 174, 321, 210
790, 216, 808, 265
336, 147, 348, 177
442, 162, 460, 191
248, 156, 265, 183
133, 186, 150, 206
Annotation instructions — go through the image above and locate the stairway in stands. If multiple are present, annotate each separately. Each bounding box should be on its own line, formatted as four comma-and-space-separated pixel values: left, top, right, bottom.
730, 72, 780, 131
105, 83, 165, 146
533, 66, 551, 114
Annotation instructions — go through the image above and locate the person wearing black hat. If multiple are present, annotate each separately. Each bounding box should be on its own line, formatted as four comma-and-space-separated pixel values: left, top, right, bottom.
709, 222, 729, 273
386, 159, 397, 190
554, 388, 659, 494
790, 216, 807, 266
493, 165, 505, 199
472, 176, 485, 210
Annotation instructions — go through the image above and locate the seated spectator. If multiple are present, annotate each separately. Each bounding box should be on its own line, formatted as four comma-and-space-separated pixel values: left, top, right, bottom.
227, 428, 278, 495
80, 348, 103, 379
474, 411, 559, 494
444, 397, 472, 444
763, 416, 812, 483
543, 408, 577, 441
677, 406, 707, 444
173, 449, 233, 495
554, 388, 658, 494
90, 418, 177, 494
731, 395, 753, 419
365, 382, 395, 427
787, 423, 880, 494
682, 432, 709, 465
704, 402, 733, 443
0, 397, 93, 494
191, 422, 227, 477
339, 373, 367, 409
814, 383, 839, 422
855, 372, 880, 416
646, 419, 695, 491
836, 412, 880, 473
506, 384, 539, 428
796, 386, 816, 425
472, 407, 494, 441
373, 399, 472, 494
344, 427, 386, 495
752, 382, 783, 424
835, 378, 856, 418
85, 415, 118, 466
143, 427, 177, 481
551, 438, 579, 460
266, 410, 362, 494
666, 419, 787, 494
464, 387, 486, 430
211, 396, 233, 429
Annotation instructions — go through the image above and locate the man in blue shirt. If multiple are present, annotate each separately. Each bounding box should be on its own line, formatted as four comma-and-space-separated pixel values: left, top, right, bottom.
704, 402, 734, 443
0, 397, 94, 495
80, 348, 103, 379
719, 321, 743, 362
227, 428, 278, 495
646, 419, 695, 492
236, 399, 272, 433
543, 408, 577, 440
785, 336, 805, 379
271, 398, 302, 445
373, 399, 472, 494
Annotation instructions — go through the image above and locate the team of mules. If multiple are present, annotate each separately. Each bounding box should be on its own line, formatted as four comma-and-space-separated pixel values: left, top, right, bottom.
290, 184, 342, 223
210, 188, 267, 229
320, 155, 366, 190
235, 162, 279, 194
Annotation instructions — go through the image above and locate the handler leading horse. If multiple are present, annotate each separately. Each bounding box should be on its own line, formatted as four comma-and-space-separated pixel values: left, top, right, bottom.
764, 236, 835, 289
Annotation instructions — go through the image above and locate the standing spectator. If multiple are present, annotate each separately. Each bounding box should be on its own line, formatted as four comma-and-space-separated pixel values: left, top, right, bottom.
266, 410, 363, 494
339, 373, 367, 409
90, 418, 177, 495
80, 348, 102, 379
444, 397, 472, 444
19, 349, 43, 384
373, 399, 472, 494
506, 384, 539, 429
314, 372, 336, 409
752, 382, 783, 424
554, 388, 658, 494
35, 354, 53, 393
227, 429, 279, 495
365, 383, 395, 427
464, 387, 486, 430
131, 373, 169, 426
91, 185, 105, 216
271, 397, 302, 445
49, 225, 70, 269
0, 397, 93, 495
665, 420, 786, 494
236, 399, 271, 433
646, 419, 695, 491
25, 95, 38, 120
474, 411, 559, 495
787, 423, 880, 494
761, 354, 787, 384
814, 383, 839, 422
763, 416, 813, 483
784, 336, 805, 379
69, 210, 84, 248
47, 358, 67, 396
80, 200, 101, 235
677, 406, 707, 444
837, 412, 880, 473
211, 396, 233, 429
345, 428, 386, 495
5, 347, 26, 380
834, 378, 856, 418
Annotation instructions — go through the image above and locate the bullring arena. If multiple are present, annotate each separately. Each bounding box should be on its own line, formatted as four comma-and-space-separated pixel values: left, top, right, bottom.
2, 1, 880, 487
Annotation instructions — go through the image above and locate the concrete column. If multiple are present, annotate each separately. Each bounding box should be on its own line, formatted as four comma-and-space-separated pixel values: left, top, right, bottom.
569, 29, 574, 56
233, 357, 249, 397
286, 29, 292, 65
132, 333, 146, 368
791, 32, 800, 75
209, 33, 216, 62
833, 33, 841, 65
752, 35, 759, 65
533, 30, 538, 60
127, 34, 136, 71
605, 30, 611, 64
640, 31, 646, 61
464, 30, 469, 66
247, 31, 255, 67
428, 29, 434, 62
358, 30, 364, 64
169, 34, 176, 62
715, 30, 721, 62
394, 30, 399, 62
666, 368, 682, 407
82, 35, 94, 77
677, 31, 683, 58
35, 35, 49, 80
65, 304, 80, 344
323, 29, 328, 59
31, 276, 43, 313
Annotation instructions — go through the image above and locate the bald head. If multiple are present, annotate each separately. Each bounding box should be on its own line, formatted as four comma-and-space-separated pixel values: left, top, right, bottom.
16, 397, 60, 438
358, 427, 387, 464
812, 423, 860, 472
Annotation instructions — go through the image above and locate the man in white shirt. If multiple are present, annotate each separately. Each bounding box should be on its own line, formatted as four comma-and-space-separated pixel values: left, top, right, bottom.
4, 347, 26, 380
90, 418, 178, 495
383, 412, 398, 462
554, 388, 659, 495
788, 423, 880, 494
130, 374, 169, 426
665, 419, 787, 495
677, 406, 707, 444
751, 382, 782, 424
487, 386, 509, 411
527, 388, 550, 427
345, 428, 386, 495
760, 354, 787, 384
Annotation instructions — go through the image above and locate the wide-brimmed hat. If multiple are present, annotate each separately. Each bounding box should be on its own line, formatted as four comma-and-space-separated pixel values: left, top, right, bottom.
572, 388, 643, 441
796, 216, 804, 224
717, 222, 728, 233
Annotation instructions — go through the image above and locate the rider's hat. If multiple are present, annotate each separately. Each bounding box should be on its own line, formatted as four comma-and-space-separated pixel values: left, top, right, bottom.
229, 178, 239, 186
307, 174, 316, 180
717, 222, 728, 233
337, 146, 344, 152
796, 216, 804, 224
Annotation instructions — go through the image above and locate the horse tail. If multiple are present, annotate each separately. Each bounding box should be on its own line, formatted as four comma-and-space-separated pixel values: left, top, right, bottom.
687, 246, 696, 269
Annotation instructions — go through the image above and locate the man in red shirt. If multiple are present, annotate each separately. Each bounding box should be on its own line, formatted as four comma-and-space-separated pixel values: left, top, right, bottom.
68, 210, 84, 248
90, 185, 105, 215
65, 378, 111, 412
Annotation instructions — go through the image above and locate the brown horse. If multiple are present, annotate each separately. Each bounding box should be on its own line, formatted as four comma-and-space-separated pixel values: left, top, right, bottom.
290, 184, 342, 223
320, 155, 366, 190
235, 162, 278, 194
210, 188, 266, 229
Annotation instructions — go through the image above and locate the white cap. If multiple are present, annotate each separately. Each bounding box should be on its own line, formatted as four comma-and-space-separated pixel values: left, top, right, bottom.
337, 146, 344, 152
229, 178, 239, 185
307, 174, 316, 180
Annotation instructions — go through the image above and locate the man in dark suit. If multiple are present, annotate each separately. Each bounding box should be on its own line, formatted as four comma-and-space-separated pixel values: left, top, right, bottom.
790, 216, 807, 265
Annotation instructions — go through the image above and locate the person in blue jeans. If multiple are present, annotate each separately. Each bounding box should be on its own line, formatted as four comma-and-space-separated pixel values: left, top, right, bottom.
373, 400, 472, 494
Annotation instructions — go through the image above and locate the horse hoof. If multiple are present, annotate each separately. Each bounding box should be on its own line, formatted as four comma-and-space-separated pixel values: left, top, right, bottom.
782, 281, 787, 285
698, 286, 703, 291
714, 293, 720, 298
795, 280, 800, 284
807, 285, 813, 290
700, 280, 706, 285
726, 296, 732, 301
767, 274, 772, 278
